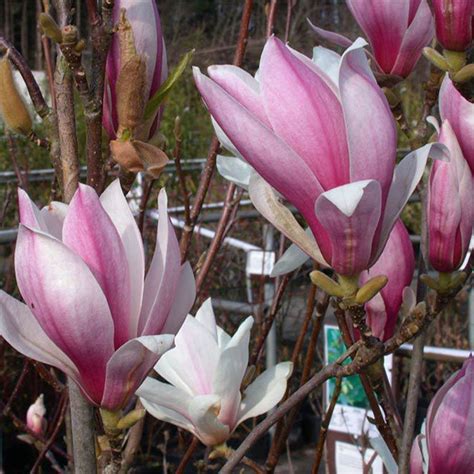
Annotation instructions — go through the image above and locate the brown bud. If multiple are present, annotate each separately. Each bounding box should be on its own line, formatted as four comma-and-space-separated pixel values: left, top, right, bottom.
0, 56, 32, 135
110, 139, 143, 173
116, 56, 147, 132
133, 140, 169, 178
117, 8, 137, 65
39, 12, 63, 43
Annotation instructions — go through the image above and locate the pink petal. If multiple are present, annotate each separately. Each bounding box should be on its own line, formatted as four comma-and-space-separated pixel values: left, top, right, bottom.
315, 180, 382, 275
62, 184, 132, 348
260, 36, 349, 190
207, 65, 270, 126
193, 67, 324, 259
101, 334, 173, 410
40, 202, 68, 240
161, 261, 196, 336
391, 0, 434, 77
440, 76, 474, 174
139, 189, 182, 336
339, 39, 397, 203
15, 225, 115, 404
18, 188, 48, 231
100, 179, 145, 338
377, 143, 448, 263
307, 20, 353, 48
409, 435, 425, 474
346, 0, 408, 73
0, 290, 79, 380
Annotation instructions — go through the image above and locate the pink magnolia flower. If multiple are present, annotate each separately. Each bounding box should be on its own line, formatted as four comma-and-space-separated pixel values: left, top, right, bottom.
194, 38, 443, 276
310, 0, 434, 78
440, 75, 474, 175
409, 434, 425, 474
427, 120, 474, 272
359, 220, 415, 341
26, 395, 47, 436
0, 181, 195, 410
432, 0, 473, 51
103, 0, 168, 139
137, 299, 292, 447
421, 357, 474, 472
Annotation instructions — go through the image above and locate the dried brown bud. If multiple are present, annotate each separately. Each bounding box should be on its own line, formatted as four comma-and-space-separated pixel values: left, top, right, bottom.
39, 13, 63, 43
110, 140, 143, 173
0, 56, 32, 135
133, 140, 169, 178
116, 56, 147, 133
117, 8, 137, 65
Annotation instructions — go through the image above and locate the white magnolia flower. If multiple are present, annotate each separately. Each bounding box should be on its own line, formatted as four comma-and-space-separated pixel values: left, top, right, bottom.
137, 298, 292, 446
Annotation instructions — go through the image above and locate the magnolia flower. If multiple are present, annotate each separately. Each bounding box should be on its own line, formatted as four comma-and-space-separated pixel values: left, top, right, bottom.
359, 220, 415, 341
104, 0, 167, 140
439, 75, 474, 175
309, 0, 434, 79
0, 181, 195, 410
26, 395, 47, 436
137, 299, 292, 447
195, 38, 444, 277
427, 119, 474, 272
432, 0, 473, 51
411, 357, 474, 473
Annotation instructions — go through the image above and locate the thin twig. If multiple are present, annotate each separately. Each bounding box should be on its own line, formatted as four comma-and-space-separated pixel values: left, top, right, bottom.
311, 377, 342, 474
175, 436, 200, 474
220, 341, 366, 473
137, 178, 155, 235
174, 117, 191, 228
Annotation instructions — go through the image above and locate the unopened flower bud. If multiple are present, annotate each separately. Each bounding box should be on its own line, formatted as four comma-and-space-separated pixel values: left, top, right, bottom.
116, 55, 147, 133
0, 56, 32, 135
310, 271, 345, 298
355, 275, 388, 305
26, 394, 47, 435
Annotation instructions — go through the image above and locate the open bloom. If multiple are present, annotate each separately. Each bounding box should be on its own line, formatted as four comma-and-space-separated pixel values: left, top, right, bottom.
0, 181, 195, 410
359, 220, 415, 341
427, 119, 474, 272
310, 0, 434, 78
26, 395, 47, 436
411, 357, 474, 473
104, 0, 167, 140
195, 38, 443, 276
440, 75, 474, 175
432, 0, 473, 51
137, 299, 292, 446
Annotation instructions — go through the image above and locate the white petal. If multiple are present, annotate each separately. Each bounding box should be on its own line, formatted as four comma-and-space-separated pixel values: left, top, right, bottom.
195, 297, 218, 340
271, 234, 311, 277
237, 361, 293, 425
216, 154, 253, 190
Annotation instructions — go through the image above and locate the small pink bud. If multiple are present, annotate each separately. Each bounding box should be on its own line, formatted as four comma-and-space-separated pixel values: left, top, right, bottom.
26, 394, 47, 436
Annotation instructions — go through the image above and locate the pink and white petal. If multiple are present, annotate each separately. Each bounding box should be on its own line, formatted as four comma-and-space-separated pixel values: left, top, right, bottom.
62, 184, 131, 348
40, 202, 68, 240
100, 179, 145, 337
260, 37, 349, 189
18, 188, 48, 231
148, 0, 165, 97
193, 67, 325, 236
188, 395, 230, 446
312, 46, 341, 86
207, 65, 269, 126
339, 38, 397, 200
212, 346, 246, 428
139, 189, 182, 336
137, 377, 194, 431
271, 239, 311, 277
157, 316, 220, 396
440, 76, 474, 173
346, 0, 408, 73
364, 292, 388, 340
15, 225, 114, 404
101, 334, 174, 410
307, 20, 353, 48
0, 291, 79, 380
161, 261, 196, 336
237, 362, 293, 425
377, 142, 448, 262
391, 0, 434, 77
212, 118, 244, 159
410, 435, 425, 474
216, 155, 253, 190
217, 327, 232, 349
194, 298, 217, 340
315, 180, 382, 275
248, 173, 329, 266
